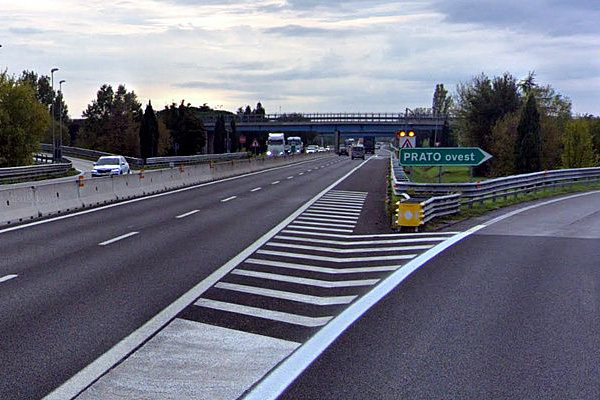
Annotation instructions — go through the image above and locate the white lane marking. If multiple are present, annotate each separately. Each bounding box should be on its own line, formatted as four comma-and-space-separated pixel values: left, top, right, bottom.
43, 156, 370, 400
317, 198, 365, 204
231, 269, 379, 288
281, 230, 458, 239
298, 173, 304, 176
215, 282, 356, 306
245, 259, 401, 274
0, 274, 18, 283
257, 250, 416, 263
1, 156, 335, 238
271, 181, 280, 185
265, 242, 434, 253
313, 201, 364, 209
251, 187, 262, 192
287, 225, 354, 233
301, 213, 359, 221
221, 196, 238, 203
298, 216, 358, 224
176, 209, 200, 219
321, 194, 367, 200
330, 190, 368, 195
195, 299, 332, 327
307, 170, 312, 172
308, 207, 361, 216
287, 176, 294, 180
243, 225, 486, 400
98, 232, 139, 246
275, 235, 447, 246
290, 220, 355, 228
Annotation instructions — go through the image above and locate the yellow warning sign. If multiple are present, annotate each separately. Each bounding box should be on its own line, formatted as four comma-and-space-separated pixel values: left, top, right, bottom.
397, 202, 423, 227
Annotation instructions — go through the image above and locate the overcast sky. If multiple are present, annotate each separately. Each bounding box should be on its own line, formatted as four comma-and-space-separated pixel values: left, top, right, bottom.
1, 0, 598, 116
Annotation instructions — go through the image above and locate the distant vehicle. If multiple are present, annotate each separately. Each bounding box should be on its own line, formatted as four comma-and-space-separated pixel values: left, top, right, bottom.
363, 137, 375, 154
339, 138, 355, 156
286, 136, 303, 154
305, 145, 319, 154
267, 133, 286, 157
375, 142, 383, 149
318, 146, 326, 152
92, 156, 131, 177
351, 144, 366, 160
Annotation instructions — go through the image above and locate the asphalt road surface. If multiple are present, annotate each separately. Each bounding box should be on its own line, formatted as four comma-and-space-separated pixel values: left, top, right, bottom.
280, 190, 600, 400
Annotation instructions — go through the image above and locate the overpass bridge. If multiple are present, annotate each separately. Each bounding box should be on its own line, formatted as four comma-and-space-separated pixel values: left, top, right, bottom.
202, 111, 454, 139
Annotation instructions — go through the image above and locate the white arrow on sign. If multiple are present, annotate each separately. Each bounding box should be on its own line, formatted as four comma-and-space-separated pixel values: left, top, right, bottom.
404, 211, 414, 220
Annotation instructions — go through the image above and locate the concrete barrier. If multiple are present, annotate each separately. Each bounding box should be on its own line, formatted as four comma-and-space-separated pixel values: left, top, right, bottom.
79, 177, 117, 207
162, 169, 185, 191
112, 174, 146, 200
35, 181, 83, 216
0, 187, 38, 225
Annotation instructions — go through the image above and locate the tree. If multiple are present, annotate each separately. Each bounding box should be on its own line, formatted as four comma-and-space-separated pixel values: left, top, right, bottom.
519, 71, 537, 95
139, 101, 159, 160
230, 118, 238, 152
162, 101, 206, 155
0, 73, 51, 166
515, 94, 542, 173
432, 84, 453, 116
254, 102, 266, 115
561, 119, 599, 168
213, 114, 227, 154
456, 72, 521, 176
490, 112, 520, 176
79, 84, 142, 156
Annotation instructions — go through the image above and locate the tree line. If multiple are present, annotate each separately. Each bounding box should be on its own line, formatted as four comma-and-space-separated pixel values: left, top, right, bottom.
447, 72, 599, 177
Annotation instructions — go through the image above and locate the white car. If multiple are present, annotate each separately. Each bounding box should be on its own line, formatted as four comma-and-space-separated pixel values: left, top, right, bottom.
305, 145, 319, 154
92, 156, 131, 177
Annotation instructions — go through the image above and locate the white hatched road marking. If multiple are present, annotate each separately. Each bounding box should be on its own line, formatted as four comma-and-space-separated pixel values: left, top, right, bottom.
297, 216, 358, 224
287, 225, 354, 233
301, 213, 359, 221
290, 221, 355, 228
176, 209, 200, 219
0, 274, 18, 283
313, 202, 364, 209
281, 229, 458, 239
251, 187, 262, 192
99, 232, 139, 246
308, 207, 361, 215
195, 299, 332, 327
316, 199, 365, 206
275, 235, 448, 246
330, 190, 367, 195
265, 242, 434, 253
321, 195, 367, 201
245, 259, 401, 274
215, 282, 356, 306
221, 196, 237, 203
257, 250, 416, 263
231, 269, 379, 288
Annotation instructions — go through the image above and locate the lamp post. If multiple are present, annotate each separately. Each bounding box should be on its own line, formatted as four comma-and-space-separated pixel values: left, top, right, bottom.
50, 68, 59, 162
59, 80, 65, 160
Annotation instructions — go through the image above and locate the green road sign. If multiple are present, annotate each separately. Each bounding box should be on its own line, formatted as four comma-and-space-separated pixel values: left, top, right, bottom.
400, 147, 492, 166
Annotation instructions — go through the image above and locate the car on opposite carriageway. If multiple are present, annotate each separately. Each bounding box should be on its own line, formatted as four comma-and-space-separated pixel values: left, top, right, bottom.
91, 155, 131, 177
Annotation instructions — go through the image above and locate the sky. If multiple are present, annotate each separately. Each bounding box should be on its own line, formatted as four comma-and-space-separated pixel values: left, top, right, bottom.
0, 0, 599, 117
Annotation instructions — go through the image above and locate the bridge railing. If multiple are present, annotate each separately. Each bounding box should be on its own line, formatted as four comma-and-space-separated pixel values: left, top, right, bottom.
203, 112, 453, 125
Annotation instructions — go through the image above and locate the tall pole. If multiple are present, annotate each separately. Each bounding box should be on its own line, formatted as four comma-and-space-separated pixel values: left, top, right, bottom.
59, 80, 65, 160
50, 68, 59, 162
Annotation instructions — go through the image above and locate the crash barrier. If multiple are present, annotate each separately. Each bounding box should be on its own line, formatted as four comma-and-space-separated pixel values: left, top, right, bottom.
0, 160, 72, 181
41, 144, 144, 168
392, 154, 600, 227
0, 152, 331, 226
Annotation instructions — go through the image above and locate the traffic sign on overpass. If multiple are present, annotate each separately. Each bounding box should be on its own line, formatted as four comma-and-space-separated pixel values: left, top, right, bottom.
400, 147, 492, 166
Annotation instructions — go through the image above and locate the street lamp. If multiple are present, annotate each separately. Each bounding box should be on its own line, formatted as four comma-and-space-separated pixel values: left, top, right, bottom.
50, 68, 59, 162
59, 80, 66, 160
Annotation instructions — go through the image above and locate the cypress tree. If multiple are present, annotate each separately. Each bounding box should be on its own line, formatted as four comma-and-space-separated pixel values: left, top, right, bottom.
139, 101, 158, 160
515, 94, 542, 173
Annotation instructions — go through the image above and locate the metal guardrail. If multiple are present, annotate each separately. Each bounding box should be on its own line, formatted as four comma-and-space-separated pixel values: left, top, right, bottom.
392, 158, 600, 226
0, 161, 72, 181
145, 152, 248, 167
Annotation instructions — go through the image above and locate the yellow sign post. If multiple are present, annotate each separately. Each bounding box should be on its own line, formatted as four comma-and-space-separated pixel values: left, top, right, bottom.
397, 202, 423, 227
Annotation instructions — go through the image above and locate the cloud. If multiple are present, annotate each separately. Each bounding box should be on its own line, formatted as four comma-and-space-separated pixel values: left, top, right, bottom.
263, 24, 351, 37
8, 27, 48, 35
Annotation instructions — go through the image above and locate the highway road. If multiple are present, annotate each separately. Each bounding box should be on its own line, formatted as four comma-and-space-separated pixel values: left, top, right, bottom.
279, 190, 600, 400
0, 152, 396, 399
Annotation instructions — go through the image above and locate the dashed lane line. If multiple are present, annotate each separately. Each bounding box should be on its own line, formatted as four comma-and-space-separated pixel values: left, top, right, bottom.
99, 232, 140, 246
221, 196, 238, 203
0, 274, 18, 284
176, 210, 200, 219
231, 269, 379, 288
245, 259, 401, 274
272, 181, 280, 185
256, 250, 416, 263
251, 187, 262, 192
195, 299, 333, 328
287, 176, 294, 180
215, 282, 357, 306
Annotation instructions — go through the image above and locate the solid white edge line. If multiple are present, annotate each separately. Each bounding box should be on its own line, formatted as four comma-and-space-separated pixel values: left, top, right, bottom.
43, 155, 373, 400
0, 274, 18, 283
98, 232, 139, 246
221, 196, 238, 203
175, 210, 200, 219
242, 224, 486, 400
0, 155, 335, 237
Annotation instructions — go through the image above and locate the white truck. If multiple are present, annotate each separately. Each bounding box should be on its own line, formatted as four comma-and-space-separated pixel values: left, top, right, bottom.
286, 136, 303, 154
266, 133, 286, 157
